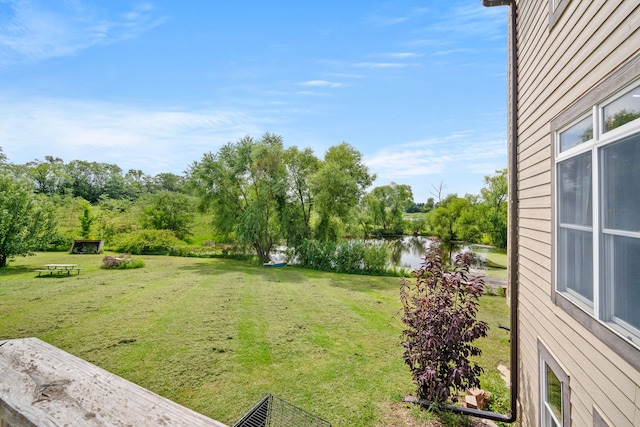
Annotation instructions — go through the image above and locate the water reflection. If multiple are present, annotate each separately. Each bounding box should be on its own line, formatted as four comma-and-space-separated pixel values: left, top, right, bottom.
374, 236, 462, 271
274, 236, 501, 273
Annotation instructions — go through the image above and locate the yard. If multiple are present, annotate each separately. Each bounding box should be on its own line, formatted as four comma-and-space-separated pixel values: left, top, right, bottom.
0, 253, 510, 426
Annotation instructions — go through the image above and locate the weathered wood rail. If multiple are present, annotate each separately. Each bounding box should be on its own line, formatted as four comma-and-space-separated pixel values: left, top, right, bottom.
0, 338, 229, 427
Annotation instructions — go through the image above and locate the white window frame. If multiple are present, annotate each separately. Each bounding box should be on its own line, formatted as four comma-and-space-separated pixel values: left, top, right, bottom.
554, 78, 640, 349
539, 341, 570, 427
549, 0, 570, 28
541, 361, 562, 427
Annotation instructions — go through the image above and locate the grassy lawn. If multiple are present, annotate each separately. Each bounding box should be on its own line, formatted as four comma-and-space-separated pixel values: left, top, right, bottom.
0, 252, 510, 426
473, 246, 508, 279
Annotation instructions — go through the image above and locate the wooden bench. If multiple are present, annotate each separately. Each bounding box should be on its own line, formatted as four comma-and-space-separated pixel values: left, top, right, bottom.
0, 338, 229, 427
34, 267, 83, 276
34, 270, 54, 276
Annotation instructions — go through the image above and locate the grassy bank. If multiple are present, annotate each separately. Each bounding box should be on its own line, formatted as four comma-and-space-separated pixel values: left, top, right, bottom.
0, 252, 510, 426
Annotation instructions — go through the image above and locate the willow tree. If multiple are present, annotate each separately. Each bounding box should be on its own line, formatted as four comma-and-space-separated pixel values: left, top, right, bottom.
311, 143, 375, 241
188, 133, 287, 262
282, 146, 320, 246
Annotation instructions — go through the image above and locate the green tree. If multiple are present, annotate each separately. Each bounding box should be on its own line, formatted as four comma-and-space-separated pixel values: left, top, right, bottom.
124, 169, 151, 197
283, 146, 320, 245
423, 197, 436, 213
480, 169, 508, 248
0, 173, 57, 267
428, 194, 469, 242
366, 182, 414, 234
151, 172, 186, 193
312, 143, 375, 241
188, 133, 287, 262
65, 160, 129, 202
140, 191, 195, 240
454, 194, 483, 243
79, 201, 95, 238
26, 156, 69, 196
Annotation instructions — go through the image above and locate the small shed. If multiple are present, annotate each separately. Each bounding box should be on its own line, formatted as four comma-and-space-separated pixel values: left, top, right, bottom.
0, 337, 229, 427
70, 240, 104, 254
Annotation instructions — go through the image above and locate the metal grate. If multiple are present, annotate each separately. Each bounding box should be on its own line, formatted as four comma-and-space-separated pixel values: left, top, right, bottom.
233, 394, 331, 427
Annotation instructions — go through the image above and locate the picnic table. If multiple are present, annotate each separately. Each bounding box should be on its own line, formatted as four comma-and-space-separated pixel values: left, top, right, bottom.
35, 264, 82, 276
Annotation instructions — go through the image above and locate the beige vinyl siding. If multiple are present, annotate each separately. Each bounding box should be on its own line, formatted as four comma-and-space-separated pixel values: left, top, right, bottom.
518, 278, 639, 426
636, 390, 640, 425
514, 0, 640, 425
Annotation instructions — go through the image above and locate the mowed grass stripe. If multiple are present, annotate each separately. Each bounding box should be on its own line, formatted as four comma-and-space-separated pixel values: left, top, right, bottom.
0, 253, 510, 426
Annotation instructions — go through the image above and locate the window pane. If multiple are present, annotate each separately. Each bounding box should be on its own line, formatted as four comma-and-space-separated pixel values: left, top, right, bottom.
558, 227, 593, 302
603, 88, 640, 132
601, 133, 640, 232
559, 115, 593, 152
545, 364, 563, 423
558, 153, 592, 226
603, 234, 640, 333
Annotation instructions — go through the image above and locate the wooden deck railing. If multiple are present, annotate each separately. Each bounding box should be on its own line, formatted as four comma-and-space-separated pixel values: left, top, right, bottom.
0, 338, 229, 427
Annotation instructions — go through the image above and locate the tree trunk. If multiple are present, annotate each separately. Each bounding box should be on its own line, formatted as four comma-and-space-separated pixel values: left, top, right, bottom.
0, 254, 7, 268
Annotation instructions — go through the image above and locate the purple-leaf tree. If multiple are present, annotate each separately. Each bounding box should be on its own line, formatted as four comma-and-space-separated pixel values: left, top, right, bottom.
400, 240, 489, 403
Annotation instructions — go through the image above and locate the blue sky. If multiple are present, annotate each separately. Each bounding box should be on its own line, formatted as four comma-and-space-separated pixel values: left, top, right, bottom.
0, 0, 508, 202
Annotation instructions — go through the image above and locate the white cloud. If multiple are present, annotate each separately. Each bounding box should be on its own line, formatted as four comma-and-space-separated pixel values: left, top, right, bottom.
298, 80, 343, 88
434, 48, 478, 56
0, 95, 264, 174
421, 4, 506, 41
356, 62, 413, 69
363, 6, 430, 27
365, 133, 506, 180
0, 0, 166, 66
382, 52, 423, 59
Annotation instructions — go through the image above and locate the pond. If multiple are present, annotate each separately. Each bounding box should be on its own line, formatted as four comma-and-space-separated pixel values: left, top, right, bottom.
370, 236, 507, 276
274, 236, 507, 275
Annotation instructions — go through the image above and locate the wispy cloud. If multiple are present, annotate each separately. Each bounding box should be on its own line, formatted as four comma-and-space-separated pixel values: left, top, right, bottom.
298, 80, 344, 88
365, 133, 506, 180
380, 52, 423, 59
421, 4, 506, 41
0, 0, 166, 66
434, 48, 478, 56
356, 62, 414, 69
0, 95, 264, 173
364, 6, 430, 27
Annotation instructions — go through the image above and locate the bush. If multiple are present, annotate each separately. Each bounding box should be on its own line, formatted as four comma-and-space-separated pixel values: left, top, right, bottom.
334, 241, 365, 274
295, 239, 335, 271
362, 241, 388, 275
102, 255, 144, 269
294, 239, 390, 276
113, 229, 188, 255
400, 240, 488, 403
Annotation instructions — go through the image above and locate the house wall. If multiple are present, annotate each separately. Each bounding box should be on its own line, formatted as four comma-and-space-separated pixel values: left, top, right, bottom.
513, 1, 640, 426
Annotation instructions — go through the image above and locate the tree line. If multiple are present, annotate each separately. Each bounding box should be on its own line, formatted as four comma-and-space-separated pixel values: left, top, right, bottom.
0, 139, 507, 267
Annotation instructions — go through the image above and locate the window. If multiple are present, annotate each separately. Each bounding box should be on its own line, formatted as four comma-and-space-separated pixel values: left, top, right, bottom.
543, 363, 562, 426
539, 341, 570, 426
550, 0, 563, 12
549, 0, 570, 28
555, 79, 640, 347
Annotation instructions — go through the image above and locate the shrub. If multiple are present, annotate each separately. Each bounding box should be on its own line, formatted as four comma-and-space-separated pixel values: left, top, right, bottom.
295, 239, 335, 271
102, 255, 144, 269
334, 240, 365, 274
294, 239, 391, 276
113, 229, 188, 255
362, 241, 389, 275
400, 240, 488, 403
